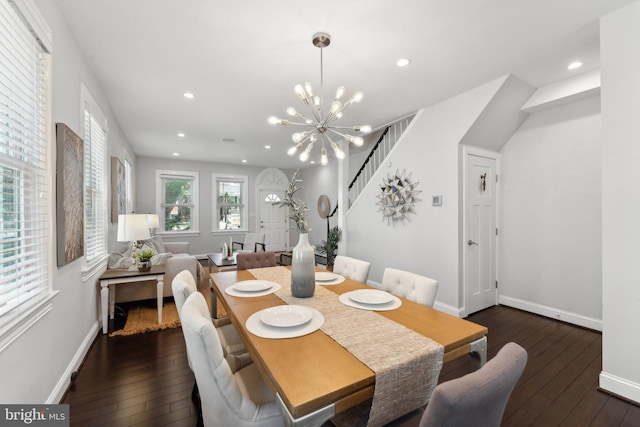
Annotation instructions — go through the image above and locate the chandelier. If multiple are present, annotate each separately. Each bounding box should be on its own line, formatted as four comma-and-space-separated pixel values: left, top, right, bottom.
267, 32, 371, 165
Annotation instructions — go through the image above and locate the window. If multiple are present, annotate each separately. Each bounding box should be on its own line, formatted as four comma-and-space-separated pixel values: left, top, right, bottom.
0, 0, 54, 335
156, 170, 199, 234
264, 193, 281, 203
82, 86, 108, 272
213, 174, 248, 231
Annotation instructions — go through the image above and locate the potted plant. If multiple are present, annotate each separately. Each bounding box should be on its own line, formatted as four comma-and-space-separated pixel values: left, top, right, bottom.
134, 249, 154, 272
318, 226, 341, 269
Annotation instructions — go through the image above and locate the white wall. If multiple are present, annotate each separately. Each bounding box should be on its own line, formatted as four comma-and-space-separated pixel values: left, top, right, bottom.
0, 0, 135, 403
499, 95, 602, 329
135, 156, 293, 255
298, 162, 339, 248
600, 0, 640, 403
346, 78, 506, 312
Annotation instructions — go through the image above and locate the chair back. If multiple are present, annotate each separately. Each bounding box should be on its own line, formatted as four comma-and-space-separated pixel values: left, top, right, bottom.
418, 342, 527, 427
171, 269, 197, 315
180, 292, 282, 427
380, 268, 439, 307
333, 255, 371, 283
244, 232, 266, 251
237, 251, 277, 270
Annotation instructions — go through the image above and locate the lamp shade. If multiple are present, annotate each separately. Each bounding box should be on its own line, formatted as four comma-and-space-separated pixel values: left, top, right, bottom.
147, 214, 160, 229
117, 214, 151, 242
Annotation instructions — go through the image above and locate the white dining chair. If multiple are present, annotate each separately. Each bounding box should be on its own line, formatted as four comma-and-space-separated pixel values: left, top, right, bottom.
172, 270, 251, 373
233, 232, 266, 253
332, 255, 371, 283
180, 291, 284, 427
380, 268, 439, 308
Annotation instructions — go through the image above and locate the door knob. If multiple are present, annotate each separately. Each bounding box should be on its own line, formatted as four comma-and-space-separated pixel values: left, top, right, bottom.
468, 240, 478, 246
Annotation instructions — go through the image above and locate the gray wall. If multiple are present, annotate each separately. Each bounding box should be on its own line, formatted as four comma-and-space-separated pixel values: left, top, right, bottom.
135, 156, 293, 255
2, 0, 135, 403
499, 95, 602, 326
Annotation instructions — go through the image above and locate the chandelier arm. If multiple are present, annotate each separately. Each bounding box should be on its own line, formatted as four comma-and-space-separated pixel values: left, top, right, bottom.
303, 101, 323, 123
326, 128, 352, 139
329, 125, 369, 132
282, 121, 317, 127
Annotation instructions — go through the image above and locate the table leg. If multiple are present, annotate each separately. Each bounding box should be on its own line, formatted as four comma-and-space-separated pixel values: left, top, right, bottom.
109, 284, 115, 320
100, 280, 109, 334
276, 393, 334, 427
157, 276, 163, 324
470, 336, 488, 370
210, 278, 218, 319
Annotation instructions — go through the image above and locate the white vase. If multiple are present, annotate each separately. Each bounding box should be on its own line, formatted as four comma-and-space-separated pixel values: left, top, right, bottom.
291, 233, 315, 298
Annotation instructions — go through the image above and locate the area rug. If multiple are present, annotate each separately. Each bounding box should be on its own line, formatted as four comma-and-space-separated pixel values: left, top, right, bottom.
109, 294, 228, 337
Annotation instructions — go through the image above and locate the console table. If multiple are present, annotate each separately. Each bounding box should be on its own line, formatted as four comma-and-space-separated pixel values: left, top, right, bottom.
99, 266, 165, 334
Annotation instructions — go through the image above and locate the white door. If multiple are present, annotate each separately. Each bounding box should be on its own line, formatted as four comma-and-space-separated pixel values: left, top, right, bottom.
465, 152, 498, 315
260, 189, 288, 251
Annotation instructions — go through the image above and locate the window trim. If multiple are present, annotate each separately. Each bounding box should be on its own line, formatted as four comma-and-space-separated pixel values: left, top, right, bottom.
80, 84, 109, 280
212, 173, 249, 233
155, 169, 200, 235
0, 0, 58, 353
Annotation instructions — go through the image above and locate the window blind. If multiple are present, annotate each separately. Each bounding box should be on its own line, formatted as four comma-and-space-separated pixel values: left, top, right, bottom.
83, 111, 107, 266
0, 0, 49, 327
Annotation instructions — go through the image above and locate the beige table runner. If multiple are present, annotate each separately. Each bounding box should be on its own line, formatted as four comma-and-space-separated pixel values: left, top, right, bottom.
250, 267, 444, 427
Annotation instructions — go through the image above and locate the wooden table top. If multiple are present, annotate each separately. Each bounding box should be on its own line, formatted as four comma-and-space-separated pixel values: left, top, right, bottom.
210, 268, 487, 420
99, 265, 165, 280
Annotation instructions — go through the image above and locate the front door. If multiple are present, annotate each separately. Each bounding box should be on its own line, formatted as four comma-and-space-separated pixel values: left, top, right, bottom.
465, 151, 498, 315
260, 189, 288, 251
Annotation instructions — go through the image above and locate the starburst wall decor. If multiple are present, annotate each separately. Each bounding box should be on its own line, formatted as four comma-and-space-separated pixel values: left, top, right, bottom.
376, 169, 421, 225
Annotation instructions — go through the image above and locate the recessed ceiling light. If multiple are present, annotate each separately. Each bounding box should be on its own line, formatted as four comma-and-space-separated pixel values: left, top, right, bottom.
173, 152, 180, 156
265, 145, 271, 149
397, 58, 411, 67
568, 61, 583, 70
177, 133, 185, 137
310, 160, 316, 164
242, 159, 247, 163
183, 92, 195, 99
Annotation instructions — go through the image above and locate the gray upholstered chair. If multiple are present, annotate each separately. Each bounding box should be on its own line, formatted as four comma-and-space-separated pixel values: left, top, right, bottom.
172, 270, 251, 373
379, 268, 439, 307
233, 232, 266, 252
385, 342, 527, 427
180, 291, 284, 427
237, 251, 277, 270
332, 255, 371, 283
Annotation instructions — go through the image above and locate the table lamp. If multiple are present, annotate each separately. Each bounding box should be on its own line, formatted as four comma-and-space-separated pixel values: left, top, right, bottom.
147, 214, 160, 236
117, 214, 151, 254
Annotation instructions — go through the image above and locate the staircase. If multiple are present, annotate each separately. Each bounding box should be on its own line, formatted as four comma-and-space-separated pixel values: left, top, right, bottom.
348, 114, 415, 206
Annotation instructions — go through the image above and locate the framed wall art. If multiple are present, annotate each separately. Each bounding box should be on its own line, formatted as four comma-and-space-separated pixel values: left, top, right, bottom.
111, 156, 126, 223
56, 123, 85, 266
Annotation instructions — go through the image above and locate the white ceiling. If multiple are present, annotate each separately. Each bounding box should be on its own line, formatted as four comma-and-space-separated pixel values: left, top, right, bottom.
54, 0, 633, 169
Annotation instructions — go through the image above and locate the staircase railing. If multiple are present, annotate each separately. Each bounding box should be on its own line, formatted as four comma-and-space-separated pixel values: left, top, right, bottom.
348, 114, 415, 206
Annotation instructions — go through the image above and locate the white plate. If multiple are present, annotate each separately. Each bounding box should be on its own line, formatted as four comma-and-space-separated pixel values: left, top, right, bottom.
260, 305, 313, 328
234, 280, 274, 292
247, 307, 325, 339
315, 272, 338, 282
225, 282, 281, 297
339, 291, 402, 311
314, 272, 345, 285
349, 289, 393, 305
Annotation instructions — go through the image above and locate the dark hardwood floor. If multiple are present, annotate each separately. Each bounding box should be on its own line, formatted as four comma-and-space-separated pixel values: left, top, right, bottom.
62, 305, 640, 426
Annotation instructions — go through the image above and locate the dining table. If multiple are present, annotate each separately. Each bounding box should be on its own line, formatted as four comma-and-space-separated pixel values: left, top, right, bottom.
209, 266, 488, 427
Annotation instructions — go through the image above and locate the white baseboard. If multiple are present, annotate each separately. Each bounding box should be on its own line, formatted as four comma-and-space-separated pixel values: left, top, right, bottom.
433, 301, 464, 317
499, 295, 602, 331
599, 371, 640, 404
48, 320, 101, 404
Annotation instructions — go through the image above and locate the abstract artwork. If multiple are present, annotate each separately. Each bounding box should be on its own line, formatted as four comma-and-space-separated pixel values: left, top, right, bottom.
111, 157, 126, 222
376, 169, 421, 226
56, 123, 84, 266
